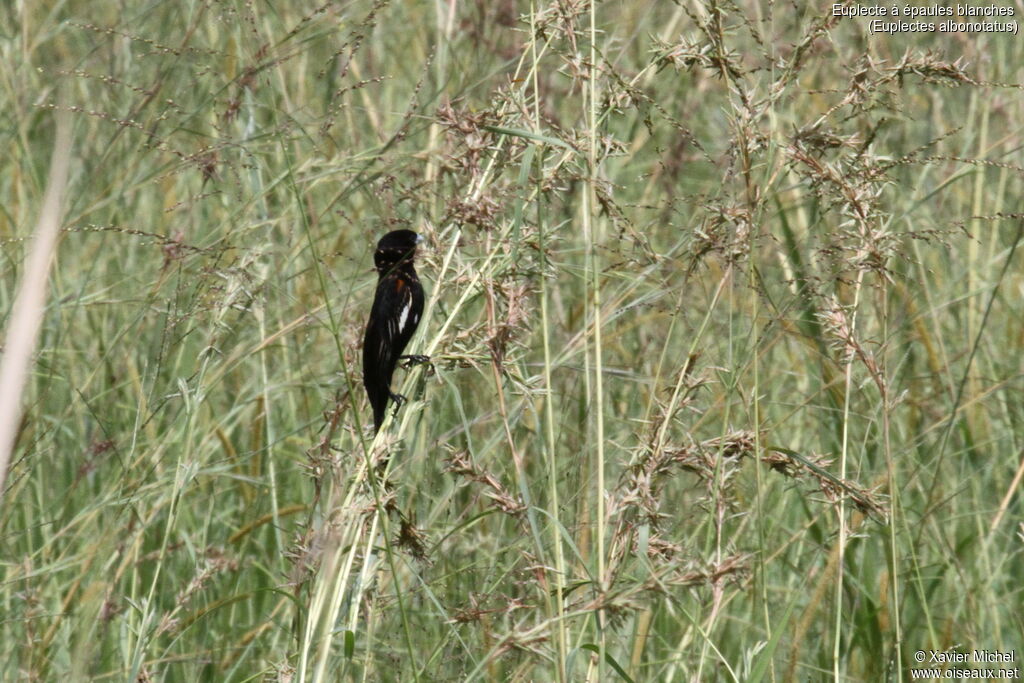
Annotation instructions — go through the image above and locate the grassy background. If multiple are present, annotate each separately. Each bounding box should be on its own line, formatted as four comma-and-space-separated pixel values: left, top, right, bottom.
2, 1, 1022, 680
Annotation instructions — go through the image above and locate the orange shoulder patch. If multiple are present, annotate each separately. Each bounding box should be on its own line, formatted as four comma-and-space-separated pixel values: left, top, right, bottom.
395, 278, 405, 293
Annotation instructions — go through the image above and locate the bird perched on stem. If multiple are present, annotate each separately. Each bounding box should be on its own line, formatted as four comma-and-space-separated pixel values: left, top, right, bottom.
362, 229, 427, 433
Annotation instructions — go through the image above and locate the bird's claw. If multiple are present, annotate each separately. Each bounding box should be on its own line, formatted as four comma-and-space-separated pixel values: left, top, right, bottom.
389, 392, 407, 417
398, 354, 431, 369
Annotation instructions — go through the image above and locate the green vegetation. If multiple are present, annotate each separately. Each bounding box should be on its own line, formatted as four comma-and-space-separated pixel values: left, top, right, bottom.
2, 1, 1022, 680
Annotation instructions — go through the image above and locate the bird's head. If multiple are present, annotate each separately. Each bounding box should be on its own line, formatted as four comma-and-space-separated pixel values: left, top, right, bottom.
374, 229, 423, 272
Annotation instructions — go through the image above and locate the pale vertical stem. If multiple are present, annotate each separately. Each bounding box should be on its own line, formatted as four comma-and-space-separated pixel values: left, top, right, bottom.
881, 285, 903, 683
966, 95, 989, 451
833, 269, 865, 680
532, 3, 567, 679
751, 252, 773, 682
966, 91, 984, 354
247, 89, 284, 560
585, 0, 608, 671
0, 113, 71, 498
424, 0, 456, 190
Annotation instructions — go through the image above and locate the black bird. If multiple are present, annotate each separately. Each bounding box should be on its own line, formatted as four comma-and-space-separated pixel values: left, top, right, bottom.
362, 229, 426, 432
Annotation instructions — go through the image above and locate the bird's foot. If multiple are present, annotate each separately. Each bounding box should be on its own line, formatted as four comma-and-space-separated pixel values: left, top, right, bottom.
398, 354, 431, 369
389, 392, 407, 417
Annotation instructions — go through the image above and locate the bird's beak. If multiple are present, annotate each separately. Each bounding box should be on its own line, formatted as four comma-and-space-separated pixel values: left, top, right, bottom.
416, 234, 425, 245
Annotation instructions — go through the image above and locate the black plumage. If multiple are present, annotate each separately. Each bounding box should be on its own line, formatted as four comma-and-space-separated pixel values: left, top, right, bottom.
362, 230, 426, 432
